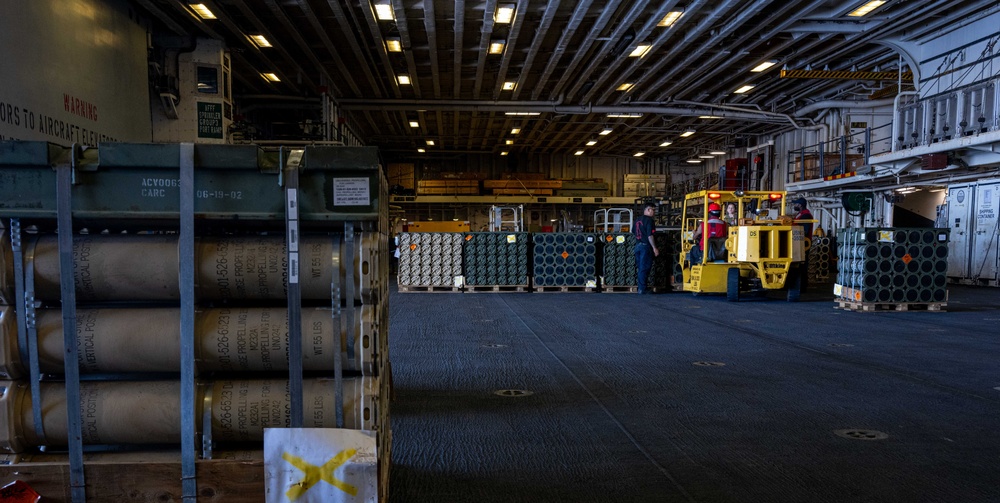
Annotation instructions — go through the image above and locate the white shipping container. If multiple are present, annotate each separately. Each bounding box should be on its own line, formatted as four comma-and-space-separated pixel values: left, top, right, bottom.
946, 178, 1000, 285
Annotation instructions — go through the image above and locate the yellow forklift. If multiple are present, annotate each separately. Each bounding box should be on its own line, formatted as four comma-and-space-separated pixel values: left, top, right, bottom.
676, 190, 810, 301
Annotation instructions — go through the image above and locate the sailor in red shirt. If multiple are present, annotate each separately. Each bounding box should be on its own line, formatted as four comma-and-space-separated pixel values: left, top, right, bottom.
690, 202, 728, 264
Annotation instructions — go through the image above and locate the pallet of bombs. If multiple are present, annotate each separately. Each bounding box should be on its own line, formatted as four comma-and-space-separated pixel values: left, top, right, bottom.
532, 233, 597, 292
463, 232, 530, 292
834, 227, 949, 312
396, 232, 464, 292
0, 140, 392, 501
808, 235, 837, 284
598, 233, 676, 293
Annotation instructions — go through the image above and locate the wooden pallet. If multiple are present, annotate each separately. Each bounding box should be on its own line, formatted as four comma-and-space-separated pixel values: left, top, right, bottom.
601, 286, 671, 294
533, 286, 596, 293
397, 284, 463, 293
464, 284, 529, 293
834, 299, 947, 312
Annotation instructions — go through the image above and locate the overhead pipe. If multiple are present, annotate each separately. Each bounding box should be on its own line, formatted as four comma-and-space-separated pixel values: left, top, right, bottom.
794, 98, 897, 117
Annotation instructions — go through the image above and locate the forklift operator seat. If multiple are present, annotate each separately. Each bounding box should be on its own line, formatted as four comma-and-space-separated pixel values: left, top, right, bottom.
706, 237, 728, 262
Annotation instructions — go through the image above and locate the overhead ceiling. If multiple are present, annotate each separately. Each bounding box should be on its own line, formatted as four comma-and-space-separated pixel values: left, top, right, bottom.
134, 0, 993, 162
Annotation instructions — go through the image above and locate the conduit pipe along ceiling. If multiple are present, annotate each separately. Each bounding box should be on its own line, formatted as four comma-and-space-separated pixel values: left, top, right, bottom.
139, 0, 990, 157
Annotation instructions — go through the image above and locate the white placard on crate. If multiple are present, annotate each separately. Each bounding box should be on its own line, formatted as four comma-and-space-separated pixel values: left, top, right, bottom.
265, 428, 377, 503
833, 284, 843, 296
506, 234, 517, 243
333, 178, 371, 206
454, 275, 465, 287
616, 235, 625, 244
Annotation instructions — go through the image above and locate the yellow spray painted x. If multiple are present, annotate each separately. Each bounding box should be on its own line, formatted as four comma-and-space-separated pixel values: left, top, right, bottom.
283, 448, 358, 501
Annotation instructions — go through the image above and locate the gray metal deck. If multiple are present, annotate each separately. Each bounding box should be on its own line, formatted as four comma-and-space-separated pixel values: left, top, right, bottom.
387, 285, 1000, 502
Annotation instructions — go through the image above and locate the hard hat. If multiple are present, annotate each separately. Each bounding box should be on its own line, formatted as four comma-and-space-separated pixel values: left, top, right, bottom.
791, 197, 807, 207
708, 202, 721, 212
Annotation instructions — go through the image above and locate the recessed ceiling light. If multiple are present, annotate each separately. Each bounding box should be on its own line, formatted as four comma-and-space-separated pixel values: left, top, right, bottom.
374, 2, 394, 21
502, 81, 516, 91
734, 84, 755, 94
262, 72, 281, 82
425, 140, 435, 146
417, 148, 425, 153
848, 0, 885, 17
249, 35, 271, 48
188, 3, 216, 19
504, 111, 539, 116
397, 74, 411, 85
658, 11, 683, 27
505, 140, 514, 145
495, 4, 515, 23
710, 150, 727, 155
629, 44, 651, 58
698, 154, 715, 159
500, 151, 509, 156
599, 127, 613, 135
680, 129, 696, 137
511, 128, 520, 134
617, 83, 634, 91
386, 38, 402, 52
586, 140, 597, 146
686, 158, 702, 164
751, 60, 777, 72
489, 41, 505, 54
659, 141, 672, 147
699, 115, 722, 119
575, 150, 584, 156
409, 121, 419, 128
634, 152, 645, 157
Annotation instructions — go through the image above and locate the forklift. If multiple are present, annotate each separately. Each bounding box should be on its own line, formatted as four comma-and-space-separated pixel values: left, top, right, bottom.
675, 190, 811, 301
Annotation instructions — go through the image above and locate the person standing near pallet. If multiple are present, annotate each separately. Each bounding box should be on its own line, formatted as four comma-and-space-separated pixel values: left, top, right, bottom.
633, 202, 660, 294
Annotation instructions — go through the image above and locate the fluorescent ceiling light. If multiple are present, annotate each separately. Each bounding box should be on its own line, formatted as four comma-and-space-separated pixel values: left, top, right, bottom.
606, 113, 643, 118
495, 4, 515, 24
680, 129, 695, 137
374, 3, 394, 21
409, 121, 419, 128
504, 112, 539, 116
425, 140, 435, 146
659, 141, 672, 147
687, 159, 702, 164
734, 84, 755, 94
511, 128, 521, 134
397, 74, 411, 85
505, 140, 514, 145
699, 115, 722, 119
709, 150, 727, 155
500, 151, 509, 156
386, 38, 402, 52
599, 127, 613, 135
751, 60, 777, 72
698, 154, 715, 159
634, 152, 645, 157
617, 83, 634, 91
189, 4, 216, 19
575, 150, 584, 156
249, 35, 271, 48
586, 140, 597, 146
489, 41, 505, 54
417, 148, 425, 153
629, 44, 651, 58
848, 0, 885, 17
262, 72, 281, 82
658, 11, 683, 27
502, 81, 516, 91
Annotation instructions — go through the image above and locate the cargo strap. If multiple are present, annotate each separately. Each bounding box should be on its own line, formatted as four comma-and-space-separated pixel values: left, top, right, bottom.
284, 149, 304, 428
9, 220, 46, 444
56, 150, 86, 503
331, 234, 344, 429
178, 142, 198, 503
